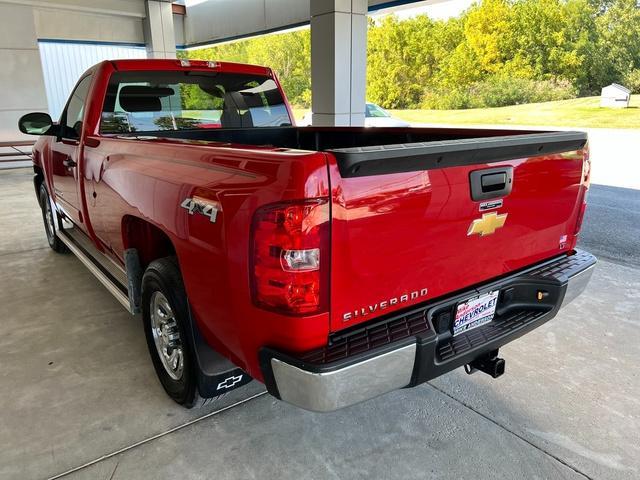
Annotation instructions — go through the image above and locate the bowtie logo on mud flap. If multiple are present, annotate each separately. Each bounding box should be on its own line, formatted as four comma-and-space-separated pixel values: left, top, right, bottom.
217, 375, 244, 391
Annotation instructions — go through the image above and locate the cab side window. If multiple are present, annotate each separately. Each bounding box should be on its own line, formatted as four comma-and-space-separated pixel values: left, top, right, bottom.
61, 75, 93, 139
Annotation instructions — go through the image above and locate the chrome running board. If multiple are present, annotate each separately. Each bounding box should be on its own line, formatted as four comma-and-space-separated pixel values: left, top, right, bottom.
56, 225, 133, 314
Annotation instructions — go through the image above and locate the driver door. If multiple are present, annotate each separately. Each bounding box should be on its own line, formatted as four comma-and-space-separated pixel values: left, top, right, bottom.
50, 74, 93, 227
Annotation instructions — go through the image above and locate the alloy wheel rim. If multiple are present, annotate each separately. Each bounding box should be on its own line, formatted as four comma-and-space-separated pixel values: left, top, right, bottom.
150, 291, 184, 381
44, 198, 55, 242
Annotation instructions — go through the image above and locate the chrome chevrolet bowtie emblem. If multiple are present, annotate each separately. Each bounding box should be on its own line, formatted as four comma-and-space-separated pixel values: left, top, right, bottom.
467, 212, 508, 237
216, 374, 243, 390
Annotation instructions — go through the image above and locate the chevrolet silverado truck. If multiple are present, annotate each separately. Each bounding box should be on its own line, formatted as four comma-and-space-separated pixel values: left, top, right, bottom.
19, 59, 596, 412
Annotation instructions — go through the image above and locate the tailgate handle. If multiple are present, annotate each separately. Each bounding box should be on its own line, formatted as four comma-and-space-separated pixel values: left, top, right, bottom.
470, 167, 513, 201
482, 172, 506, 192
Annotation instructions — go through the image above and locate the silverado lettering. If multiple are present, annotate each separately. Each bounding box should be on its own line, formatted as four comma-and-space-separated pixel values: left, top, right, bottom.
343, 288, 429, 321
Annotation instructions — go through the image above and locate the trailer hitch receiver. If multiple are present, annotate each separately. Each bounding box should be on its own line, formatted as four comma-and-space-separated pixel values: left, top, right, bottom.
465, 350, 505, 379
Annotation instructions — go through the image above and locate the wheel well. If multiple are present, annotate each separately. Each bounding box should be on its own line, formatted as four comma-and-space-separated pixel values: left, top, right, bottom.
33, 165, 44, 204
121, 216, 176, 270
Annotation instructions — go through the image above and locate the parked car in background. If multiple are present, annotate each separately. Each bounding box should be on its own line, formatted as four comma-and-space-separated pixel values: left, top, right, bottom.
364, 102, 411, 127
299, 102, 411, 127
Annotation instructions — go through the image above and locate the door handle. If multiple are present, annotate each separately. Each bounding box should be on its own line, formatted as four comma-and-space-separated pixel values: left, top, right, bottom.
470, 167, 513, 201
63, 158, 77, 168
98, 159, 107, 179
481, 172, 507, 192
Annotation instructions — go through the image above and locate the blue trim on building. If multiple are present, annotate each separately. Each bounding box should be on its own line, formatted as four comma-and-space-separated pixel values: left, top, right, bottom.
368, 0, 425, 12
37, 38, 146, 48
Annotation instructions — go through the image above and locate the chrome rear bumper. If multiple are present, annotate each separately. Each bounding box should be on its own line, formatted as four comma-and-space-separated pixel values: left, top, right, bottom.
262, 250, 596, 412
560, 262, 595, 308
271, 344, 416, 412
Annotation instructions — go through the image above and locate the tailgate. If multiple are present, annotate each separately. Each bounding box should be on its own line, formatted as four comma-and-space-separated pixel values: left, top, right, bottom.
327, 131, 588, 332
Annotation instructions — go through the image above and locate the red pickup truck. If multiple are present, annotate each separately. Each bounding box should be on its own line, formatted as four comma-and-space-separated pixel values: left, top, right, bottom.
20, 59, 595, 412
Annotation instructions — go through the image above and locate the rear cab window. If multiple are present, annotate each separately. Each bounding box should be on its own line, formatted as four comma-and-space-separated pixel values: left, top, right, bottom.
100, 70, 292, 134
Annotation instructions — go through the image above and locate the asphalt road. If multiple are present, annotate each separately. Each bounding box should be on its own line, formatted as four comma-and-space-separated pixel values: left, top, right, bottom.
578, 184, 640, 267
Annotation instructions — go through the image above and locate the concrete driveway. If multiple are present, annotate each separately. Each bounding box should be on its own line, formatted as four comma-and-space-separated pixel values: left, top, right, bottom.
1, 169, 638, 480
584, 129, 640, 191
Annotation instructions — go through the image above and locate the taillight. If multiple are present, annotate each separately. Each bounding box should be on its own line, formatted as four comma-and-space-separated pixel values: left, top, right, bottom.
582, 143, 591, 186
251, 198, 329, 315
575, 145, 590, 235
575, 189, 588, 235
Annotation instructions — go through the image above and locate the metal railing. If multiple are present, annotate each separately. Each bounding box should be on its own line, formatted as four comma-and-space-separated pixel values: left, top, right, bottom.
0, 140, 35, 168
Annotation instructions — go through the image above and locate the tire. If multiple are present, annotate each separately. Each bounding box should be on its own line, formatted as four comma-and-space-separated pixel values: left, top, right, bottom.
141, 256, 210, 408
38, 183, 69, 253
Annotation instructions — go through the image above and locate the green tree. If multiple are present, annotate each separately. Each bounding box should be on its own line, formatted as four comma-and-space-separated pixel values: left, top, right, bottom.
368, 14, 467, 108
246, 30, 311, 107
193, 41, 249, 65
184, 0, 640, 110
188, 30, 311, 106
464, 0, 514, 74
507, 0, 600, 93
596, 0, 640, 85
367, 15, 427, 108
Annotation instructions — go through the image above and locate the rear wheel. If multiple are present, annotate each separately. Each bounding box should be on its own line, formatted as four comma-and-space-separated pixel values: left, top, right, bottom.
142, 257, 210, 408
38, 183, 69, 253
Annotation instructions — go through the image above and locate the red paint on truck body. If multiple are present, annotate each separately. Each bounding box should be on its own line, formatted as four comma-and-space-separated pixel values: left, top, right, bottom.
326, 152, 585, 331
33, 59, 588, 382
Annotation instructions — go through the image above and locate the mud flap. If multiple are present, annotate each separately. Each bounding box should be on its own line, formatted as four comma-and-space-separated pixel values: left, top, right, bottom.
186, 307, 252, 398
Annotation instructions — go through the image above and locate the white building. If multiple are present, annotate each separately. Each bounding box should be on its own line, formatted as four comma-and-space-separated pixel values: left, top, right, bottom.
600, 83, 631, 108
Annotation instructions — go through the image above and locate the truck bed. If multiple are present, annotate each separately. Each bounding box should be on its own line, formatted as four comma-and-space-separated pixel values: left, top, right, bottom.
119, 126, 587, 177
121, 125, 588, 332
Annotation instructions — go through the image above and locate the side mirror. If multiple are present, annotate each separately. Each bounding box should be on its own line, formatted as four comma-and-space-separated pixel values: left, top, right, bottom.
18, 112, 53, 135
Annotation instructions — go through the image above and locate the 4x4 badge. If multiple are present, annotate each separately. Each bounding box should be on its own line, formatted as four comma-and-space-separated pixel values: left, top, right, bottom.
181, 197, 220, 223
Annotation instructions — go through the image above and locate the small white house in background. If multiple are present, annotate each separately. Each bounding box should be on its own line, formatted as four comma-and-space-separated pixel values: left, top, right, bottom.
600, 83, 631, 108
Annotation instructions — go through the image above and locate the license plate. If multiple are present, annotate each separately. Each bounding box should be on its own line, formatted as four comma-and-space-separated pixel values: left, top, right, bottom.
453, 290, 499, 336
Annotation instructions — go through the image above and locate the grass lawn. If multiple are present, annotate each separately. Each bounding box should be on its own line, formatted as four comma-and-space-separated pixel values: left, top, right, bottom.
293, 96, 639, 129
389, 96, 640, 129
